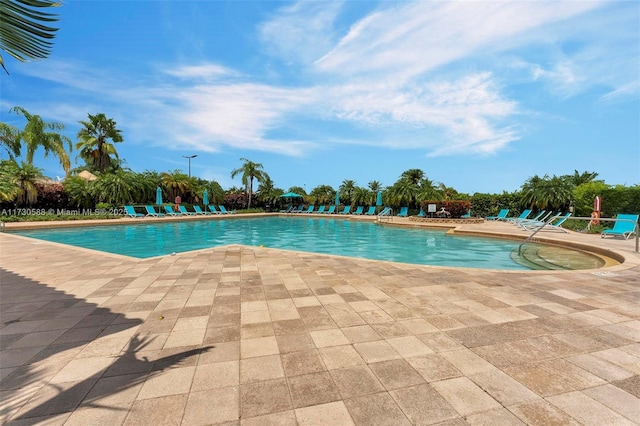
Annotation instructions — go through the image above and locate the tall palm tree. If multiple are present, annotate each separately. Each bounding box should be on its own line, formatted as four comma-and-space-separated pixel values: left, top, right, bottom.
76, 113, 123, 174
10, 106, 71, 173
520, 174, 573, 211
160, 170, 192, 201
368, 180, 383, 205
93, 170, 143, 206
230, 158, 269, 209
566, 170, 599, 187
417, 178, 443, 202
400, 169, 424, 185
309, 184, 335, 206
256, 176, 282, 206
351, 186, 371, 206
0, 0, 61, 74
339, 179, 356, 204
0, 122, 21, 159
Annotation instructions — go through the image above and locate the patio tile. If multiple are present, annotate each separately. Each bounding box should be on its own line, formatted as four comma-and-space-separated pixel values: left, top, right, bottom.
353, 340, 400, 363
390, 384, 460, 425
240, 378, 292, 418
295, 401, 354, 426
282, 349, 326, 376
136, 366, 195, 400
182, 387, 239, 425
288, 371, 341, 408
240, 336, 279, 359
341, 325, 382, 343
344, 392, 410, 425
309, 329, 349, 348
406, 354, 462, 382
329, 366, 385, 399
192, 360, 239, 391
466, 408, 526, 425
318, 345, 365, 370
547, 391, 634, 425
241, 410, 297, 425
124, 394, 187, 426
368, 359, 425, 390
584, 384, 640, 422
431, 377, 501, 416
276, 333, 316, 354
241, 354, 284, 383
509, 399, 581, 425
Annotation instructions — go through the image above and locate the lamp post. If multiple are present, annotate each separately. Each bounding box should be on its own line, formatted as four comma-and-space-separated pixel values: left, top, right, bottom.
182, 155, 197, 177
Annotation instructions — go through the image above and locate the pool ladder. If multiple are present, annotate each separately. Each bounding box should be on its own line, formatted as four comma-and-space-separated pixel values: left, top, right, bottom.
377, 207, 393, 222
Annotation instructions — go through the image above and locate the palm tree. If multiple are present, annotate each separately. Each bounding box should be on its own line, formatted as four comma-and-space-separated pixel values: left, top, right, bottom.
417, 178, 443, 202
520, 174, 573, 211
230, 158, 269, 209
76, 113, 123, 174
368, 180, 383, 205
93, 170, 143, 206
0, 0, 61, 74
0, 159, 43, 205
309, 184, 335, 206
10, 106, 71, 173
63, 175, 95, 208
0, 122, 21, 159
160, 170, 192, 201
351, 186, 371, 206
566, 170, 599, 187
388, 178, 420, 208
339, 179, 356, 205
400, 169, 424, 185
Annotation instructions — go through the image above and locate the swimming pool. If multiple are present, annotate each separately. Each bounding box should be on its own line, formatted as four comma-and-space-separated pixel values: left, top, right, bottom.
9, 216, 591, 270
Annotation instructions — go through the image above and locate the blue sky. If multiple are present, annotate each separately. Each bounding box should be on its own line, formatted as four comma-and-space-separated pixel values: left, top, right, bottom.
2, 0, 639, 194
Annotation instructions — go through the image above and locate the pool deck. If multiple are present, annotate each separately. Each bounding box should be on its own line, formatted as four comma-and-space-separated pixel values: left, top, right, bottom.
1, 215, 639, 425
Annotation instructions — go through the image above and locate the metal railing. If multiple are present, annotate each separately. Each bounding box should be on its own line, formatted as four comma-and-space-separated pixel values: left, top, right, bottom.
518, 216, 639, 255
377, 207, 393, 222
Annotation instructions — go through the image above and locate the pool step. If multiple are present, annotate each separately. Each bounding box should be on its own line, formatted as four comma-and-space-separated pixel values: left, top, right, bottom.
511, 245, 573, 270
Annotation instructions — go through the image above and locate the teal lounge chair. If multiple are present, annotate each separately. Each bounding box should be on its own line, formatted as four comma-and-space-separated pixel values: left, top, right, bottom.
164, 205, 181, 216
208, 205, 222, 214
323, 205, 336, 214
179, 206, 196, 215
280, 205, 294, 213
192, 206, 209, 215
512, 210, 545, 225
397, 206, 409, 217
290, 205, 304, 214
300, 205, 315, 214
505, 209, 531, 222
461, 209, 471, 218
124, 206, 144, 217
144, 205, 165, 217
516, 211, 557, 229
352, 206, 364, 215
364, 206, 376, 216
314, 206, 326, 214
486, 209, 509, 220
218, 205, 235, 214
339, 205, 351, 214
601, 214, 639, 240
521, 213, 572, 232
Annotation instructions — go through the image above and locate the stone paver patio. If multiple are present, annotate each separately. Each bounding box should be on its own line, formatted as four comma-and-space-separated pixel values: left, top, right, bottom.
1, 216, 639, 425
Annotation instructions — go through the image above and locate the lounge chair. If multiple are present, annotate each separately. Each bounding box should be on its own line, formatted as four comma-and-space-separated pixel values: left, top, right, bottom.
486, 209, 509, 220
179, 206, 196, 215
397, 206, 409, 217
601, 214, 639, 240
511, 210, 545, 225
124, 206, 144, 218
192, 206, 209, 215
280, 205, 294, 213
364, 206, 376, 216
218, 205, 235, 214
461, 209, 471, 218
144, 205, 165, 217
300, 205, 315, 214
505, 209, 532, 222
323, 205, 336, 214
352, 206, 364, 215
289, 205, 304, 214
208, 205, 222, 214
314, 206, 326, 214
339, 205, 351, 214
521, 213, 572, 233
164, 205, 181, 216
416, 209, 426, 218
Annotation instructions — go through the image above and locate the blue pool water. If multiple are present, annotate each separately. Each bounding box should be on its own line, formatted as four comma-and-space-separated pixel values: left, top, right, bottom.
11, 216, 530, 270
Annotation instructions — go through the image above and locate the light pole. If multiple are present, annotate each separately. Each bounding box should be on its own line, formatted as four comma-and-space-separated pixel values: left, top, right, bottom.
182, 155, 197, 177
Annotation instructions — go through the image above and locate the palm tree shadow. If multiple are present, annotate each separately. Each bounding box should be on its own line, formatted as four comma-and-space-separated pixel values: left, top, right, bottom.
12, 334, 213, 421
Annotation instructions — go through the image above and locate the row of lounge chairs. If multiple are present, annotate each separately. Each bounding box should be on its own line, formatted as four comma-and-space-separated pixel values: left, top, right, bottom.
283, 205, 379, 215
124, 205, 236, 218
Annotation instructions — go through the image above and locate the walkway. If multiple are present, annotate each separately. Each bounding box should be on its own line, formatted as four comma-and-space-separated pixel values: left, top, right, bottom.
1, 218, 638, 425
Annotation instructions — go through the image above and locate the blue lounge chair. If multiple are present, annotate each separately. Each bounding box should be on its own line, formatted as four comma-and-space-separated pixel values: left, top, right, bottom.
179, 206, 196, 215
289, 205, 304, 214
164, 205, 181, 216
323, 205, 336, 214
300, 205, 315, 214
461, 209, 471, 218
397, 206, 409, 217
601, 214, 639, 240
339, 205, 351, 214
144, 205, 165, 217
512, 210, 545, 225
521, 213, 572, 232
505, 209, 531, 222
124, 206, 144, 218
192, 206, 209, 215
218, 205, 235, 214
314, 206, 326, 214
516, 211, 557, 229
486, 209, 509, 220
208, 205, 222, 214
280, 205, 294, 213
364, 206, 376, 216
417, 209, 426, 218
352, 206, 364, 215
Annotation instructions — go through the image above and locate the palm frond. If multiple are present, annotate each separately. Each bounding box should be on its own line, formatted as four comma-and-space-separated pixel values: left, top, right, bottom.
0, 0, 61, 73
